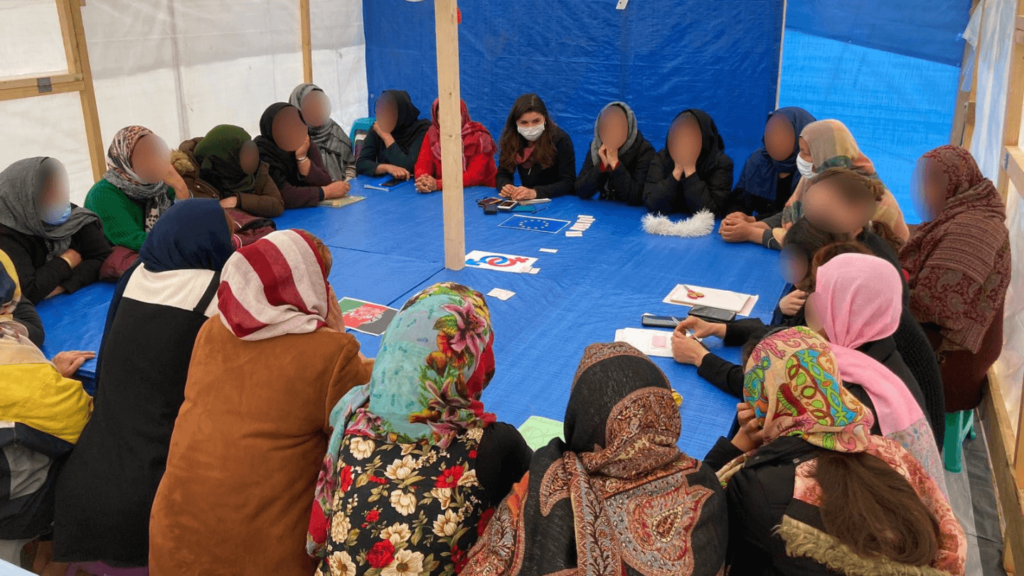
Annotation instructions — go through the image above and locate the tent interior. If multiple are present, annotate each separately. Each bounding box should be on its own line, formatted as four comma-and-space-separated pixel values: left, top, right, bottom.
1, 0, 1023, 574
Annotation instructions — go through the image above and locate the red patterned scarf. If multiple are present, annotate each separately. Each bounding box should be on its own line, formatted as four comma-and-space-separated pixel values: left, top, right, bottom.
426, 99, 497, 171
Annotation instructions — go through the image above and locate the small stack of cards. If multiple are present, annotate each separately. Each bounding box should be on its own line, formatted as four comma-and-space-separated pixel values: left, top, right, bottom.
566, 215, 595, 237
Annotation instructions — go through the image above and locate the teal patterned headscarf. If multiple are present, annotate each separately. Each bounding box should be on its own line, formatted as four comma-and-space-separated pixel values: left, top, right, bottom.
325, 282, 496, 457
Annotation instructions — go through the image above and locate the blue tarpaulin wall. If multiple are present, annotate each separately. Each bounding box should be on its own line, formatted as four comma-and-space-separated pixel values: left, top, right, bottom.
362, 0, 785, 183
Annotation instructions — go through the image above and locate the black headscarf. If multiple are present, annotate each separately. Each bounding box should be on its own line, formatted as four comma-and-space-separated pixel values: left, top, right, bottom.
669, 108, 727, 176
254, 103, 303, 185
139, 199, 234, 273
380, 90, 431, 152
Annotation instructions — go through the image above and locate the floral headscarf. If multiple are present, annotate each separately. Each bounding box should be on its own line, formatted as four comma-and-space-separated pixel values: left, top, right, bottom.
103, 125, 172, 231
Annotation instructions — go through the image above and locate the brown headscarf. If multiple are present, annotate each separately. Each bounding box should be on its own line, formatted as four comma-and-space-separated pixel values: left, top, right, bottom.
899, 145, 1010, 354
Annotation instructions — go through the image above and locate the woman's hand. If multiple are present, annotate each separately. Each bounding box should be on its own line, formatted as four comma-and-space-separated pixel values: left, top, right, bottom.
295, 135, 311, 160
778, 290, 808, 317
510, 187, 537, 201
724, 212, 756, 225
415, 175, 438, 193
52, 351, 96, 378
675, 316, 725, 339
499, 184, 517, 198
671, 331, 708, 367
731, 402, 764, 452
372, 122, 395, 148
219, 196, 239, 209
164, 165, 191, 200
323, 181, 351, 200
60, 248, 82, 269
385, 165, 410, 180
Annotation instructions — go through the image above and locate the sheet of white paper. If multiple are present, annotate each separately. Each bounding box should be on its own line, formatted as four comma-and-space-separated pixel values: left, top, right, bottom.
661, 287, 760, 317
528, 268, 540, 274
614, 327, 674, 358
539, 248, 558, 253
465, 250, 539, 274
566, 231, 584, 237
487, 288, 516, 301
570, 224, 588, 231
664, 284, 752, 312
578, 215, 594, 219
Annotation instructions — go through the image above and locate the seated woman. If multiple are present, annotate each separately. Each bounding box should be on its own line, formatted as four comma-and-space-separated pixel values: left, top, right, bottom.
0, 157, 111, 304
255, 103, 350, 209
464, 342, 728, 576
177, 124, 285, 218
308, 282, 532, 575
85, 126, 190, 252
149, 230, 373, 576
723, 119, 909, 248
704, 327, 965, 576
0, 258, 93, 573
496, 93, 576, 200
290, 83, 357, 181
52, 199, 235, 569
644, 109, 734, 216
356, 90, 431, 180
901, 145, 1010, 413
723, 106, 816, 220
575, 101, 656, 205
414, 99, 498, 192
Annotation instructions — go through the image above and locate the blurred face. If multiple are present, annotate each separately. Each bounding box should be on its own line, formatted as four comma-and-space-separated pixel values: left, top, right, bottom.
517, 111, 545, 128
271, 107, 308, 152
764, 114, 795, 163
913, 158, 948, 222
130, 134, 171, 183
803, 180, 874, 235
239, 140, 260, 175
375, 96, 398, 133
37, 161, 71, 225
669, 115, 702, 158
804, 291, 825, 336
779, 245, 812, 291
798, 137, 812, 163
598, 106, 628, 150
301, 90, 331, 128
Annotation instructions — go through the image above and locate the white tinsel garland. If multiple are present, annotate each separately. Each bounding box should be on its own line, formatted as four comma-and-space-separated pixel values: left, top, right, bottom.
641, 210, 715, 238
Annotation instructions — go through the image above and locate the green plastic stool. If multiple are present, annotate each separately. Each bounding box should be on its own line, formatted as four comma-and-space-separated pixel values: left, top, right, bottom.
943, 410, 976, 473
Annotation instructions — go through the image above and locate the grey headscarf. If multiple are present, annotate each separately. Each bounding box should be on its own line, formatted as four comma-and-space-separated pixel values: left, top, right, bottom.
589, 101, 639, 165
289, 83, 356, 181
0, 157, 100, 260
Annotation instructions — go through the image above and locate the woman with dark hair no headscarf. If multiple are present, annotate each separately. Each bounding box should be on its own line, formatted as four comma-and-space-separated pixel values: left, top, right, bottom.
356, 90, 432, 179
464, 342, 728, 576
901, 145, 1011, 412
575, 101, 657, 205
52, 199, 235, 569
255, 103, 351, 209
0, 157, 111, 304
644, 109, 734, 216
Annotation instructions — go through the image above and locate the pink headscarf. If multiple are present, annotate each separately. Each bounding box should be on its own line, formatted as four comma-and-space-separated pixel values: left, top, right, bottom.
217, 230, 330, 341
813, 253, 947, 493
813, 253, 919, 435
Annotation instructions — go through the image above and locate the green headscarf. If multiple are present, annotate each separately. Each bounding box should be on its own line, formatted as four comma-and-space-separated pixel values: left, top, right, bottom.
193, 125, 256, 196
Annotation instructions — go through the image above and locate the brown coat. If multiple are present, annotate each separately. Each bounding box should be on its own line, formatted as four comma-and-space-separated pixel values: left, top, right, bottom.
149, 317, 372, 576
175, 138, 286, 218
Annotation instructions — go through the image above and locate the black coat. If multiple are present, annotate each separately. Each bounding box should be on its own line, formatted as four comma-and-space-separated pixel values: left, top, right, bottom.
575, 132, 656, 205
496, 125, 577, 198
0, 219, 111, 304
643, 109, 734, 216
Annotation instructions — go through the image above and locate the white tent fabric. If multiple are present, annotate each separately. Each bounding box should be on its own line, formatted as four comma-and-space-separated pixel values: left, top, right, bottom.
0, 0, 368, 205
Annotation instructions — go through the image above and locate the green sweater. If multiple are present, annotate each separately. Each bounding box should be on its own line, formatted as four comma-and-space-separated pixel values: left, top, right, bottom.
84, 179, 174, 252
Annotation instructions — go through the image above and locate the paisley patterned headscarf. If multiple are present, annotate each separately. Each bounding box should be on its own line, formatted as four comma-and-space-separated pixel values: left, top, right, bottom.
103, 126, 173, 231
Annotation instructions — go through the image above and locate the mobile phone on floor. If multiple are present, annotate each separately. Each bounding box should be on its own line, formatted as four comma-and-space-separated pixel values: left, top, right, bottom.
689, 305, 736, 323
641, 314, 683, 329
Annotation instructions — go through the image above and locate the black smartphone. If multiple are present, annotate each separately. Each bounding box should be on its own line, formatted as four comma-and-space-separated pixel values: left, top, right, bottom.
380, 177, 404, 187
477, 197, 503, 207
484, 204, 498, 215
689, 305, 736, 323
641, 314, 683, 329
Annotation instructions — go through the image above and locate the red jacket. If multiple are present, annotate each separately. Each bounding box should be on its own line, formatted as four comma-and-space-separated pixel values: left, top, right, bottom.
414, 138, 497, 190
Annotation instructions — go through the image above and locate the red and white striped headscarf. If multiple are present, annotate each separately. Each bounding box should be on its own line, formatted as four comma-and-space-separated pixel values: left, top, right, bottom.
217, 230, 330, 341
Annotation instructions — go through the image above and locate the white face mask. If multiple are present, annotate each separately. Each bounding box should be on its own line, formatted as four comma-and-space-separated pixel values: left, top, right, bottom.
796, 155, 815, 179
518, 122, 545, 142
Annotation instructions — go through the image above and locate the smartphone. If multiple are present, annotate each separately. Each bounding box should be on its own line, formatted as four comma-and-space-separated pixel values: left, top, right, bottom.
689, 305, 736, 323
498, 200, 518, 211
380, 177, 405, 188
483, 203, 498, 215
477, 197, 503, 207
641, 314, 683, 329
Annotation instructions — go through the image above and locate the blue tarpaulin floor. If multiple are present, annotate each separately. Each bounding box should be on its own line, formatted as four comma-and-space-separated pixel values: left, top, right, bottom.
38, 176, 787, 459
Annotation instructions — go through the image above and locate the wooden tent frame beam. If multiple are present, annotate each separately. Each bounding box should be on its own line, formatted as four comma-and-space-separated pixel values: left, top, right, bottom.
434, 0, 466, 270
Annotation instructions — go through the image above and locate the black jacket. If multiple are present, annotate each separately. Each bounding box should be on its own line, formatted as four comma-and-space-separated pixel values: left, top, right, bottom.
643, 109, 734, 216
0, 219, 111, 304
14, 299, 44, 348
496, 125, 576, 198
575, 133, 656, 205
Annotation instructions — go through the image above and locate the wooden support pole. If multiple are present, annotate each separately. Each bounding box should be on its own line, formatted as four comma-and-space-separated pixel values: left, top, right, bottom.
997, 0, 1024, 197
434, 0, 465, 271
0, 73, 84, 102
980, 372, 1024, 575
56, 0, 104, 182
300, 0, 313, 84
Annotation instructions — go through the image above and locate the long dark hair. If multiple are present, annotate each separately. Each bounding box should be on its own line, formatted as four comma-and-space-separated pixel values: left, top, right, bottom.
814, 451, 940, 565
498, 94, 557, 172
809, 167, 904, 251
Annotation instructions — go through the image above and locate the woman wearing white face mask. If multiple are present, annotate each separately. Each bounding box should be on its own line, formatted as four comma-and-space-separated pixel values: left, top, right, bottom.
0, 158, 111, 303
497, 93, 577, 200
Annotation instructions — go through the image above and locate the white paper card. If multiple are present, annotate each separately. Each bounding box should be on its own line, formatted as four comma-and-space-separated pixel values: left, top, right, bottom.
614, 328, 673, 358
663, 284, 753, 312
539, 248, 558, 253
487, 288, 516, 301
566, 231, 583, 237
465, 250, 539, 273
